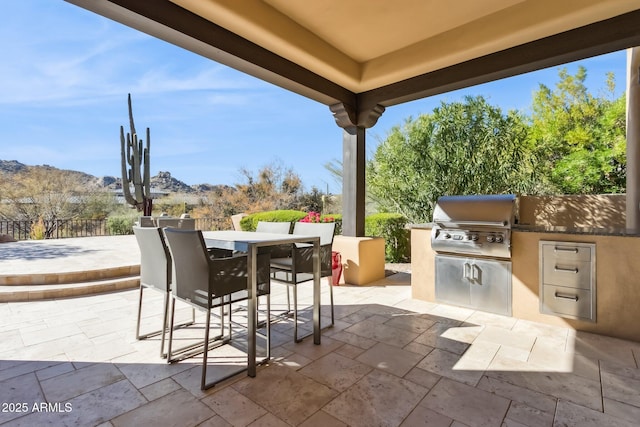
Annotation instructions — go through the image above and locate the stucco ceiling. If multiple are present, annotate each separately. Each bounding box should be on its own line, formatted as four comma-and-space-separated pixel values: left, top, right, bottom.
169, 0, 640, 92
67, 0, 640, 118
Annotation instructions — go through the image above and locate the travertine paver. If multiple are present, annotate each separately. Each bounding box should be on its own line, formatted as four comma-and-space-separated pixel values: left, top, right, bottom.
1, 242, 640, 426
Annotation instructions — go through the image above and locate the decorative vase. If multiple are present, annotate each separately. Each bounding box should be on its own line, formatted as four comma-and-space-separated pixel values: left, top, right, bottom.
331, 251, 343, 285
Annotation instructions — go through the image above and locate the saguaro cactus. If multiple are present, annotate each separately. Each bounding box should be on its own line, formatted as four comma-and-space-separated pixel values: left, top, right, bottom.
120, 94, 152, 215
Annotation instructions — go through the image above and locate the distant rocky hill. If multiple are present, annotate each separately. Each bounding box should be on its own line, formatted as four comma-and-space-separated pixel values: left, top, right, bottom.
0, 160, 227, 194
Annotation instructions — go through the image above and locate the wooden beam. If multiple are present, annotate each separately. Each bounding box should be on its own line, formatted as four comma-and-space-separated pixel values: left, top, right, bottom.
66, 0, 356, 108
359, 9, 640, 109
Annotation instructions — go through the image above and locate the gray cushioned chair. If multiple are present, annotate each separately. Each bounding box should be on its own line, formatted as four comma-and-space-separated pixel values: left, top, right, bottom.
270, 222, 335, 342
133, 226, 194, 358
256, 221, 292, 258
163, 227, 271, 390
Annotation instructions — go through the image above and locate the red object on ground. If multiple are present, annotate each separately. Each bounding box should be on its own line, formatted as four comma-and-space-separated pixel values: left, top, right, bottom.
331, 251, 343, 285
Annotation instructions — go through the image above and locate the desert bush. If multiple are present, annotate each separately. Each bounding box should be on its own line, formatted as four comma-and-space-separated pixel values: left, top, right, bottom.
29, 218, 46, 240
107, 214, 136, 235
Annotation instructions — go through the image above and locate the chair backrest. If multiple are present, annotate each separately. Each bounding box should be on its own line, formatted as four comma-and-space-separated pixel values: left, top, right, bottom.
292, 222, 336, 245
163, 228, 267, 309
256, 221, 291, 234
138, 216, 156, 227
157, 217, 196, 230
133, 226, 171, 292
231, 213, 247, 231
163, 228, 212, 308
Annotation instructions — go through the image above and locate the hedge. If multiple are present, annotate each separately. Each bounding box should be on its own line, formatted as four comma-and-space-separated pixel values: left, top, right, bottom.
240, 210, 343, 234
240, 210, 307, 231
365, 213, 410, 263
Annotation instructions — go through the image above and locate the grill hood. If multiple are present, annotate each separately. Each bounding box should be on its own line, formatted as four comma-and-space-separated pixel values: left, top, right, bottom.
432, 194, 516, 229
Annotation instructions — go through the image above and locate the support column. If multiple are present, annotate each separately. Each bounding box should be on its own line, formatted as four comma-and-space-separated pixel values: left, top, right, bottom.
627, 47, 640, 232
342, 127, 366, 236
330, 102, 385, 237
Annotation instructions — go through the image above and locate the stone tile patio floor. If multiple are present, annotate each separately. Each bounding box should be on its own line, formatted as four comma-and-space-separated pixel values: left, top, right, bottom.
1, 241, 640, 426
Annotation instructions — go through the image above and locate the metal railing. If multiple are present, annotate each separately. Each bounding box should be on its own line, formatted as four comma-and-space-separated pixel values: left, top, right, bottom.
0, 217, 232, 241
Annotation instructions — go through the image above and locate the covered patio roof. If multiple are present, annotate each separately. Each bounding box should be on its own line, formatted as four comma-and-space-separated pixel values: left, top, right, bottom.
65, 0, 640, 234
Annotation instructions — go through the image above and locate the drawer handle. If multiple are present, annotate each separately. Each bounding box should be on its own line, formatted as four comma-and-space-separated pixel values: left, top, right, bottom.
554, 292, 579, 302
554, 266, 578, 273
554, 247, 579, 254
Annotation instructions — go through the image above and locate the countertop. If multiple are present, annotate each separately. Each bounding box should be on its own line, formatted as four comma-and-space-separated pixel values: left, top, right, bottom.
410, 223, 640, 237
512, 225, 640, 237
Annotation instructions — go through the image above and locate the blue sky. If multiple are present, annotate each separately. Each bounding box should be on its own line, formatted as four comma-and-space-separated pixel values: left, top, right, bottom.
0, 1, 629, 194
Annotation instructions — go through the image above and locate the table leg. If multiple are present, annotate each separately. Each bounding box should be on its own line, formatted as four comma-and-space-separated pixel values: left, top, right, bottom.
313, 239, 321, 345
248, 244, 257, 377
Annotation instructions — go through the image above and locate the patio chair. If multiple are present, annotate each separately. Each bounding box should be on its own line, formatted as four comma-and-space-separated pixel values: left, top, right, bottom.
163, 228, 271, 390
156, 216, 196, 229
256, 221, 292, 258
270, 222, 335, 342
255, 221, 291, 234
132, 226, 195, 358
137, 216, 156, 227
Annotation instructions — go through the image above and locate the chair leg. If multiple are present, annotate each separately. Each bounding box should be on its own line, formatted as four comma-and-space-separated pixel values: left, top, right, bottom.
328, 278, 335, 326
166, 297, 177, 363
137, 286, 194, 359
201, 308, 212, 390
135, 286, 144, 340
266, 294, 271, 360
293, 285, 300, 343
160, 292, 170, 358
286, 285, 291, 314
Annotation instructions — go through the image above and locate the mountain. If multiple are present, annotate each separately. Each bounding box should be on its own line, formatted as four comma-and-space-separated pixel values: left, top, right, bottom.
0, 160, 226, 194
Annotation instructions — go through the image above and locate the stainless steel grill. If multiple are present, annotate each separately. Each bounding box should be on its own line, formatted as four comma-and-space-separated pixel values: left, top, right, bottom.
431, 194, 515, 259
431, 194, 516, 316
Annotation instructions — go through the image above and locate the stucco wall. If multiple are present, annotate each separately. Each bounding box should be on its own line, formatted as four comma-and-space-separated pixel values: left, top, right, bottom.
512, 231, 640, 342
518, 194, 626, 228
411, 225, 640, 342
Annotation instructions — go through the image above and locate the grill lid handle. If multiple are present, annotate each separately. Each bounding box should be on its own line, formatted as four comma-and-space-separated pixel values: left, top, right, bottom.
435, 220, 508, 228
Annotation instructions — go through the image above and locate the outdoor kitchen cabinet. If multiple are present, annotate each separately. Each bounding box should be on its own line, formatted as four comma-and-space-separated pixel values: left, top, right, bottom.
435, 254, 512, 316
539, 241, 596, 322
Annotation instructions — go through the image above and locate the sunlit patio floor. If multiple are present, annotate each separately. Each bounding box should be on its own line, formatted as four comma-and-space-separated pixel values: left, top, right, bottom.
1, 239, 640, 426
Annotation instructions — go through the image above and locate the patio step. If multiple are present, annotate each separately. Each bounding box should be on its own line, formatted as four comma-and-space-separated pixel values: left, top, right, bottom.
0, 265, 140, 302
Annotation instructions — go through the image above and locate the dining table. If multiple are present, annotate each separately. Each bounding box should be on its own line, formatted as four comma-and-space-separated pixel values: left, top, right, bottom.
201, 230, 322, 377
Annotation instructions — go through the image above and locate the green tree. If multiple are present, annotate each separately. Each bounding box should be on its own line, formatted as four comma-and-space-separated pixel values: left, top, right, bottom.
0, 167, 116, 237
529, 66, 626, 194
367, 95, 538, 223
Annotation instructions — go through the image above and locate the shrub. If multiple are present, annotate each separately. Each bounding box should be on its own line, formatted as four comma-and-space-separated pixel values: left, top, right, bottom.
365, 213, 410, 262
30, 218, 46, 240
107, 214, 136, 235
240, 210, 342, 234
240, 210, 307, 231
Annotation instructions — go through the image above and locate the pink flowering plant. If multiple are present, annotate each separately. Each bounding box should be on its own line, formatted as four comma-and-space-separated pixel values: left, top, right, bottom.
300, 211, 334, 223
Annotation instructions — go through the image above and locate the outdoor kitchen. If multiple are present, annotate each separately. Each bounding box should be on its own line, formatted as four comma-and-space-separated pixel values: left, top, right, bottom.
411, 194, 640, 342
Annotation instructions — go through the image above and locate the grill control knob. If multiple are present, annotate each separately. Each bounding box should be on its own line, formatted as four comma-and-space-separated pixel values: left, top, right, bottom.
495, 235, 504, 243
470, 234, 479, 241
442, 232, 451, 239
486, 235, 495, 243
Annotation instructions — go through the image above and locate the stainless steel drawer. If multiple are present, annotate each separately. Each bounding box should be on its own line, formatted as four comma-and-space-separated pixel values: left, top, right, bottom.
541, 243, 592, 262
542, 259, 592, 289
541, 285, 594, 321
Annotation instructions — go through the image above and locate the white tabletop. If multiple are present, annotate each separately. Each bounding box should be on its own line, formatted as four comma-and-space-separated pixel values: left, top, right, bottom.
202, 230, 319, 252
